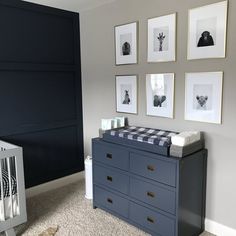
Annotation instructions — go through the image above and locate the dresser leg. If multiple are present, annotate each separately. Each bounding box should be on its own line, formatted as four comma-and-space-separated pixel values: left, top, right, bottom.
93, 205, 97, 209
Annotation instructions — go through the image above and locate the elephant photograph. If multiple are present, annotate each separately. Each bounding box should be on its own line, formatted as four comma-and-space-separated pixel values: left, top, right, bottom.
146, 73, 175, 118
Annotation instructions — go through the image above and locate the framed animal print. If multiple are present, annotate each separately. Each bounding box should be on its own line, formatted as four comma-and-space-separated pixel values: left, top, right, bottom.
185, 72, 223, 124
115, 22, 138, 65
116, 75, 137, 114
188, 1, 228, 60
146, 73, 175, 118
147, 13, 176, 62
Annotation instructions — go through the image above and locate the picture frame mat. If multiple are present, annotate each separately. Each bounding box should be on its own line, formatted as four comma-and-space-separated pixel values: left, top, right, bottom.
146, 73, 175, 118
188, 1, 228, 60
147, 13, 176, 62
115, 22, 138, 65
116, 75, 138, 114
185, 72, 223, 124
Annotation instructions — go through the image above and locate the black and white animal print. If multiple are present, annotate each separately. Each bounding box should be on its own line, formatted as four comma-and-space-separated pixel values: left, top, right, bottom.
122, 42, 131, 55
153, 95, 166, 107
197, 31, 214, 47
157, 32, 166, 52
196, 95, 208, 109
123, 90, 131, 104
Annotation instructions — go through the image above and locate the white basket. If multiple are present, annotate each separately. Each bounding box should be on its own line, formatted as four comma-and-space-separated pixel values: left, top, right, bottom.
85, 156, 93, 200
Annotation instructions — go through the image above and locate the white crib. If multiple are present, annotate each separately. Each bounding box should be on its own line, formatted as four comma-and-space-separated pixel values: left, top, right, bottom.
0, 141, 27, 236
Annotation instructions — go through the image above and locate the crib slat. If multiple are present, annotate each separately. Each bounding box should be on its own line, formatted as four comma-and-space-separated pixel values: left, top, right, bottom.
14, 157, 20, 217
0, 160, 6, 221
7, 157, 14, 218
14, 146, 27, 222
12, 156, 19, 211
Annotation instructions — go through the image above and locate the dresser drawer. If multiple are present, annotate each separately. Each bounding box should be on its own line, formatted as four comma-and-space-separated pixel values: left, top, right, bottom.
130, 152, 176, 187
93, 164, 129, 194
94, 186, 129, 218
93, 142, 129, 170
130, 178, 176, 215
130, 202, 175, 236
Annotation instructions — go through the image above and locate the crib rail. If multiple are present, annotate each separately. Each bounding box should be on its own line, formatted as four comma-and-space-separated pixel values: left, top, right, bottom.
0, 141, 27, 232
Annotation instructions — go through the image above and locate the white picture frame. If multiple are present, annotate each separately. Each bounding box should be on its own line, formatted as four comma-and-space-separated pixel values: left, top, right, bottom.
146, 73, 175, 118
188, 1, 228, 60
148, 13, 176, 62
115, 22, 138, 65
116, 75, 137, 114
185, 72, 223, 124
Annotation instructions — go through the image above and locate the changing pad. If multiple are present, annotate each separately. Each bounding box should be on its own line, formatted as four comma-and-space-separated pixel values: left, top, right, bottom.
103, 126, 178, 156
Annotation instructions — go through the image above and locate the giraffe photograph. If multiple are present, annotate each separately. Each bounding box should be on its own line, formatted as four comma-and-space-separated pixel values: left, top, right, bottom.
153, 26, 169, 52
148, 13, 176, 62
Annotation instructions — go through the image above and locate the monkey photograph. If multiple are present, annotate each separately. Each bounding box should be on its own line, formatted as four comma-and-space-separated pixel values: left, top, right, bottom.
197, 31, 214, 47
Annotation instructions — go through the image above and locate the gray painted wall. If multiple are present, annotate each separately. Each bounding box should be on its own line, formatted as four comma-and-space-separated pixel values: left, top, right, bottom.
80, 0, 236, 229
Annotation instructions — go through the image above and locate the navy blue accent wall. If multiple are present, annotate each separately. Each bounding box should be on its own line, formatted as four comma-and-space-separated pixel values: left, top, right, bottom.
0, 0, 84, 188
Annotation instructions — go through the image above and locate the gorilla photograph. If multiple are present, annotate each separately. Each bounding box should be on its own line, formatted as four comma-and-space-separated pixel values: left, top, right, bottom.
196, 17, 216, 48
197, 31, 214, 47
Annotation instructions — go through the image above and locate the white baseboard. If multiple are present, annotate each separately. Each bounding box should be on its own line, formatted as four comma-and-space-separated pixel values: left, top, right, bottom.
205, 218, 236, 236
26, 171, 85, 198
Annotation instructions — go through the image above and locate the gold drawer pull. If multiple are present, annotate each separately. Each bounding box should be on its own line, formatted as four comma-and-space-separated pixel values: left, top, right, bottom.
106, 153, 112, 159
107, 198, 113, 204
147, 217, 155, 223
147, 165, 155, 171
107, 176, 113, 182
147, 191, 155, 198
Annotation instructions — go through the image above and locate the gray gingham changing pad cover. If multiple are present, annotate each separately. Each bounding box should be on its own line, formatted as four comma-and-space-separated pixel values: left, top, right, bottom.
105, 126, 178, 147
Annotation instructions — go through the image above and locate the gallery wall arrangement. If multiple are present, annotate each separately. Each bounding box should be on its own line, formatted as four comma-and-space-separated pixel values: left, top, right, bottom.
114, 0, 228, 125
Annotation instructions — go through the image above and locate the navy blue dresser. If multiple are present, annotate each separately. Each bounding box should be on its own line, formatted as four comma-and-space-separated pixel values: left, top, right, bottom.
92, 138, 207, 236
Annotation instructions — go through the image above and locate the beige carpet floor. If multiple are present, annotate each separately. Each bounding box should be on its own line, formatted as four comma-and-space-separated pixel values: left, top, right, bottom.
11, 180, 214, 236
